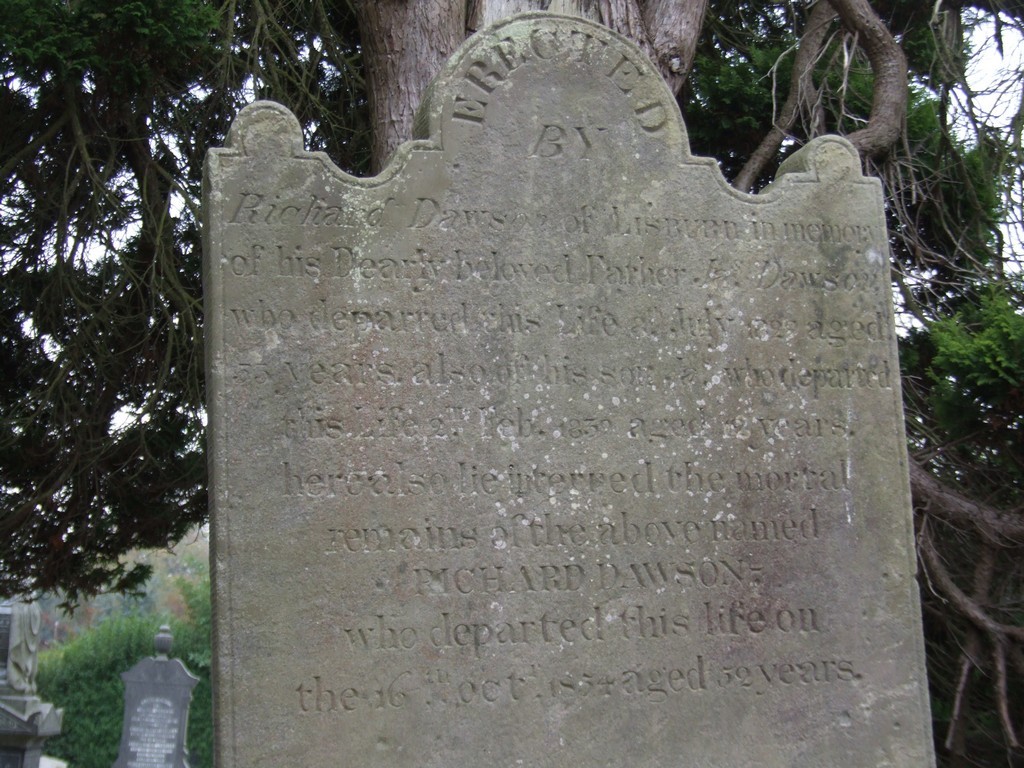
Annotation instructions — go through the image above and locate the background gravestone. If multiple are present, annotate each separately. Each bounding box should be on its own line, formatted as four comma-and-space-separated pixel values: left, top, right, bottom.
112, 626, 198, 768
204, 13, 935, 767
0, 602, 62, 768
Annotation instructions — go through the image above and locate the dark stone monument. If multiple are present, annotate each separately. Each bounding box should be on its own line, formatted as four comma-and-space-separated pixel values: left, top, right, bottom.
112, 626, 199, 768
203, 12, 935, 767
0, 602, 62, 768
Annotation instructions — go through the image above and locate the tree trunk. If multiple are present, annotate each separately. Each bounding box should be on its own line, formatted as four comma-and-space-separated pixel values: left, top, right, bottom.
640, 0, 708, 95
353, 1, 466, 173
469, 0, 601, 31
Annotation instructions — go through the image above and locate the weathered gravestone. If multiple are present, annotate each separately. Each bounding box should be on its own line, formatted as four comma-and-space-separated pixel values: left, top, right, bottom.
203, 12, 935, 767
112, 626, 199, 768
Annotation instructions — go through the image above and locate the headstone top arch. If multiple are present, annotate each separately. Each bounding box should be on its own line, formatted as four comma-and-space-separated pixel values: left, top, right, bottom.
416, 13, 690, 159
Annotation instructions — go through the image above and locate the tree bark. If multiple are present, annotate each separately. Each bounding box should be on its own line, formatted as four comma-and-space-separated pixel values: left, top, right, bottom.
353, 1, 466, 173
468, 0, 601, 31
640, 0, 708, 95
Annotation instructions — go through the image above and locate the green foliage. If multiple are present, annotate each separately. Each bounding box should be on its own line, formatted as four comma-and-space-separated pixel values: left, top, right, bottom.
894, 97, 1004, 310
932, 290, 1024, 415
686, 8, 796, 181
689, 43, 789, 149
37, 616, 161, 768
2, 0, 217, 91
0, 0, 366, 601
33, 532, 210, 642
0, 0, 222, 601
36, 577, 212, 768
927, 288, 1024, 494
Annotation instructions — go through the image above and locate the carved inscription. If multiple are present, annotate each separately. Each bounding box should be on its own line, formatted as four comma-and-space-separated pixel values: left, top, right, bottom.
212, 179, 908, 748
0, 612, 9, 680
125, 698, 177, 768
293, 653, 860, 715
218, 203, 886, 706
448, 28, 671, 134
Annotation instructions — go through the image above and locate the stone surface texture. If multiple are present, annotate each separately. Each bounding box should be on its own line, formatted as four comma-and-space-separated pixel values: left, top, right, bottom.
203, 13, 935, 767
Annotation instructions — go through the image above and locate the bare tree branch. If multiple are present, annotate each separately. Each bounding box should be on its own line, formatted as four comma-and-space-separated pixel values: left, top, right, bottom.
828, 0, 908, 157
994, 640, 1021, 748
944, 547, 996, 755
920, 523, 1022, 750
945, 629, 982, 754
734, 1, 836, 192
911, 461, 1024, 542
919, 522, 1024, 642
